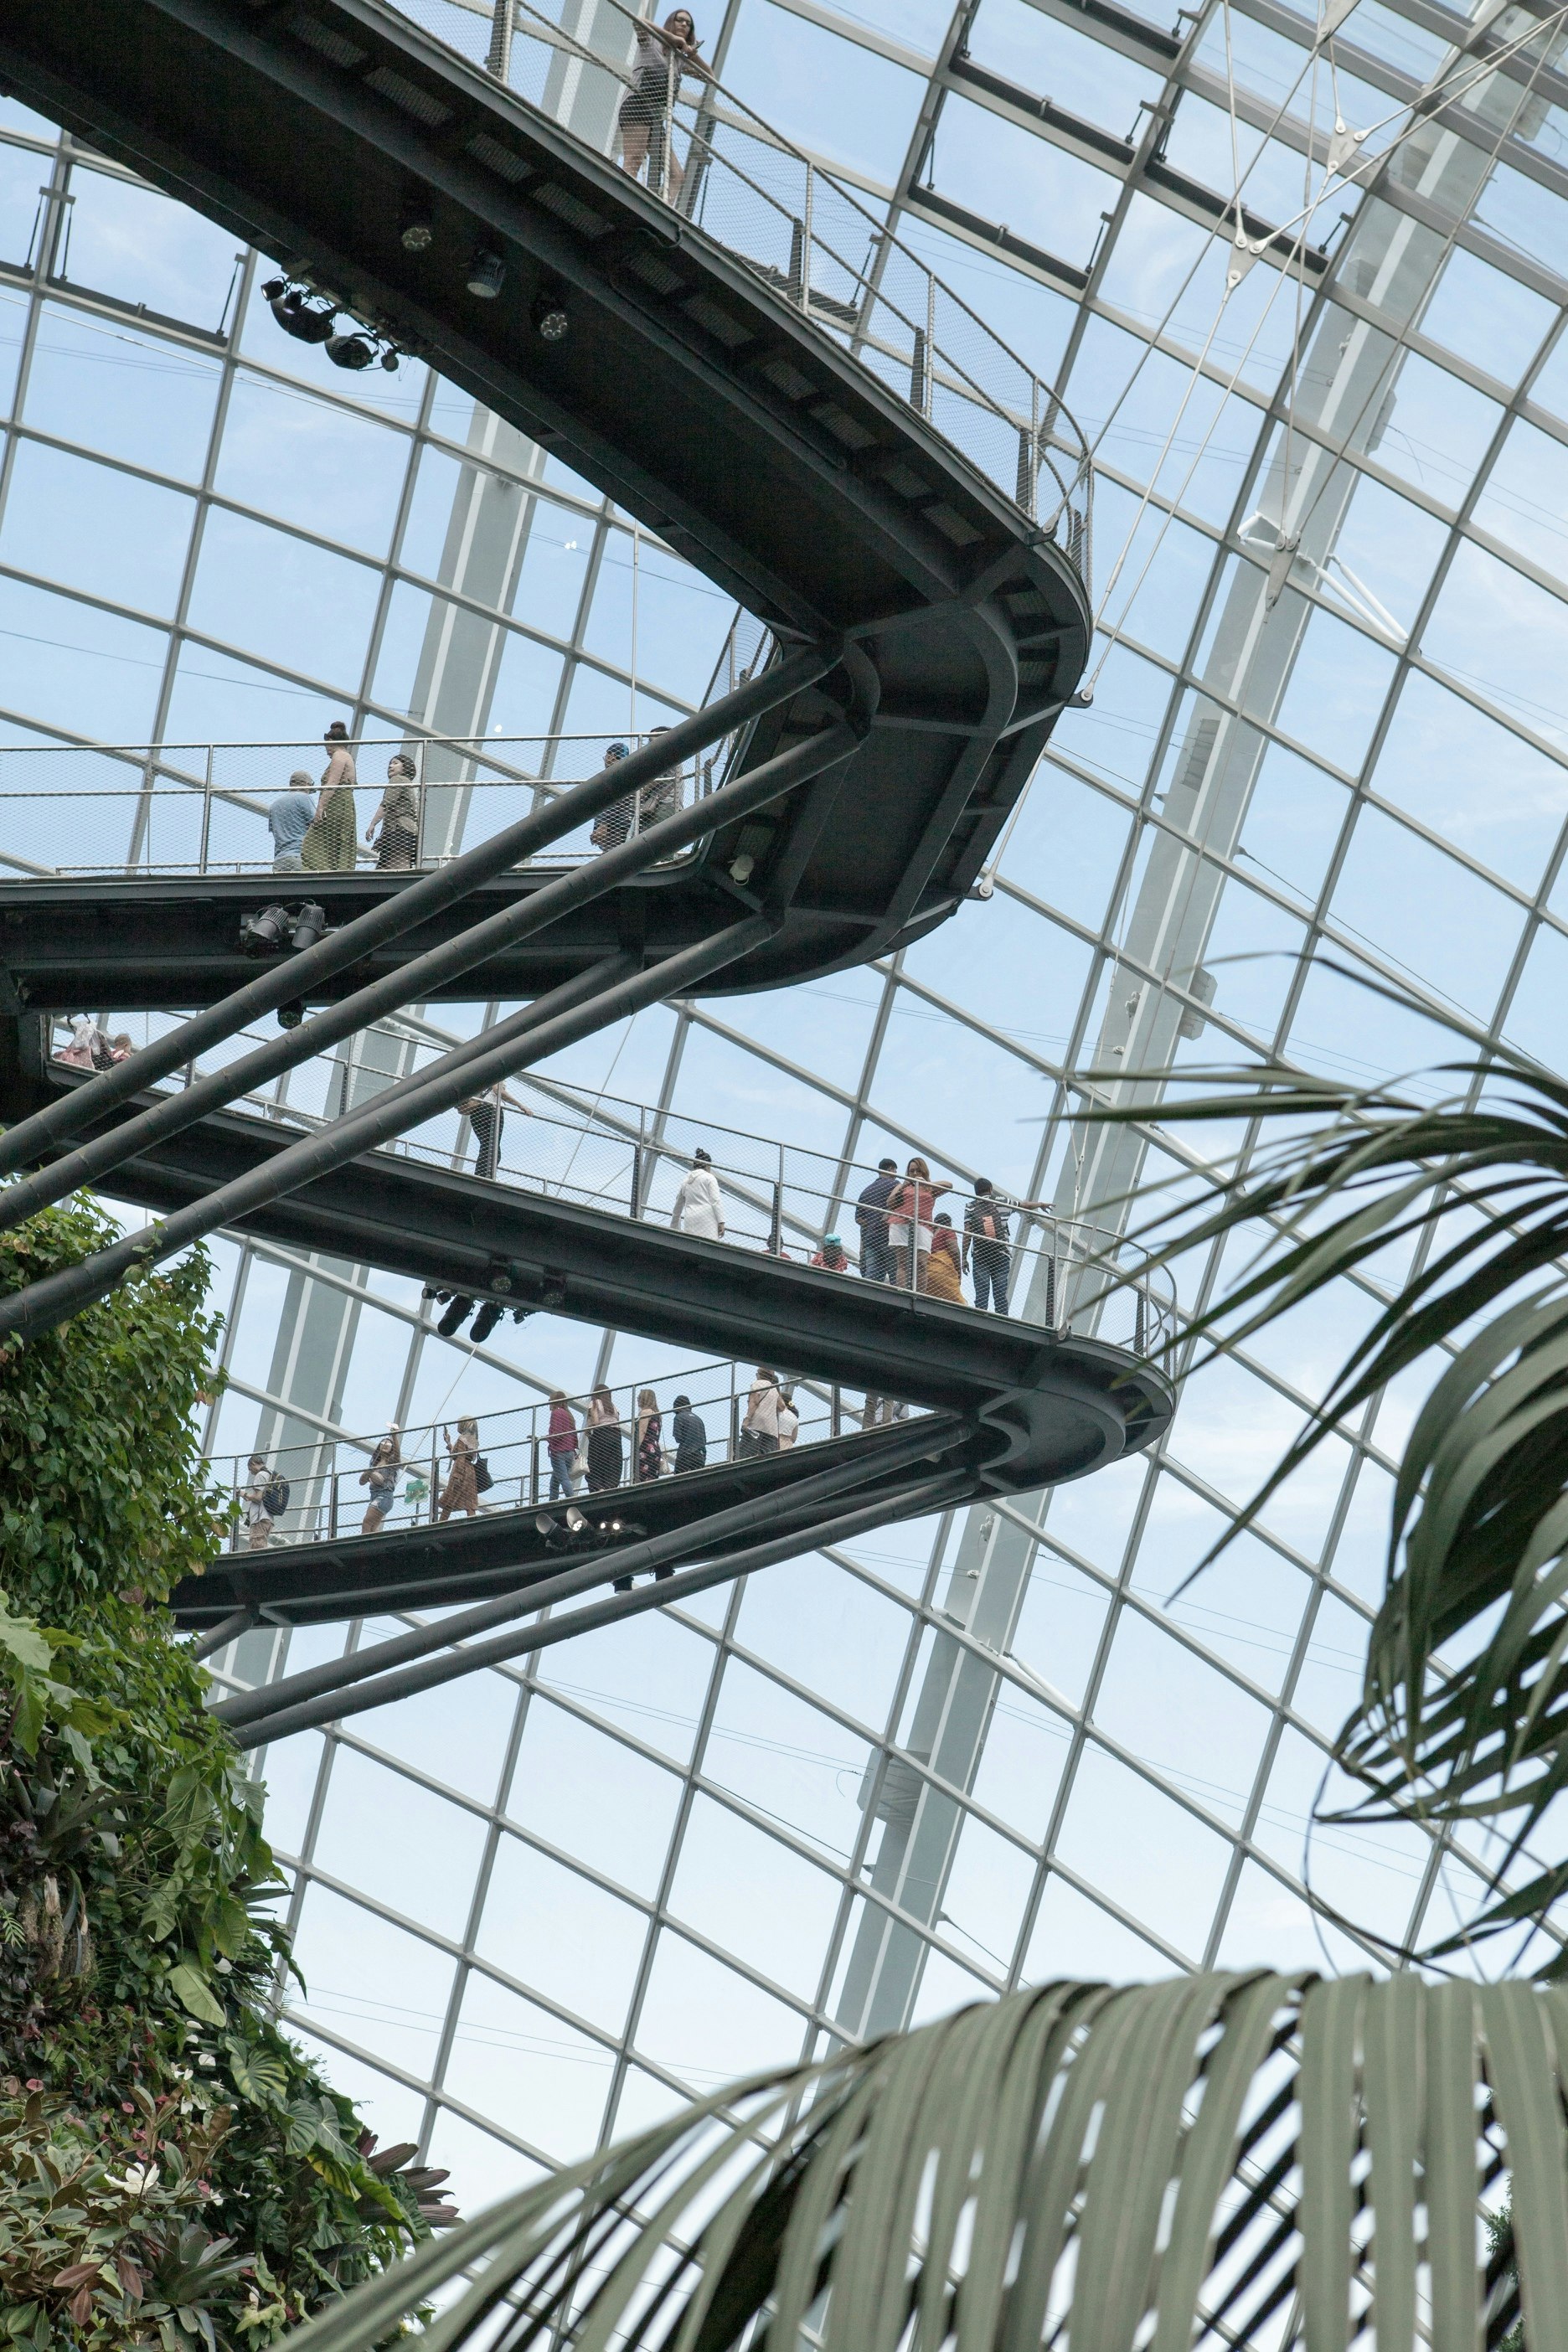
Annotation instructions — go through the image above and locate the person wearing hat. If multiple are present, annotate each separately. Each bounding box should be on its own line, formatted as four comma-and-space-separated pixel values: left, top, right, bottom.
302, 719, 358, 871
669, 1145, 725, 1239
811, 1233, 850, 1272
591, 740, 634, 851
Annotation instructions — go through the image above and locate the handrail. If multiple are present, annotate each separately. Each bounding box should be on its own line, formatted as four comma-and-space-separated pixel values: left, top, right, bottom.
48, 1016, 1177, 1360
213, 1349, 890, 1555
380, 0, 1092, 565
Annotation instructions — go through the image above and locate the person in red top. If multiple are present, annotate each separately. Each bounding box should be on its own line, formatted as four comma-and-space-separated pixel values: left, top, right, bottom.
886, 1157, 953, 1292
546, 1390, 580, 1500
810, 1233, 851, 1271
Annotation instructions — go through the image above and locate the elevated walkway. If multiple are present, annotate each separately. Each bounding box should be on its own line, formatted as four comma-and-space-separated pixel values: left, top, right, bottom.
0, 1043, 1174, 1637
0, 0, 1092, 1003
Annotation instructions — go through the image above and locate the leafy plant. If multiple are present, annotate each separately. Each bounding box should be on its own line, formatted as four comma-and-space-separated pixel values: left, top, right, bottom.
0, 1199, 456, 2342
1076, 1017, 1568, 1963
272, 1973, 1563, 2352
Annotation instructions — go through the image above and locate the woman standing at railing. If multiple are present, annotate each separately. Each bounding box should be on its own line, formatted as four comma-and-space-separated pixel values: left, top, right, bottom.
302, 720, 358, 872
359, 1427, 402, 1535
585, 1387, 623, 1493
366, 751, 420, 871
885, 1158, 952, 1292
439, 1416, 481, 1520
635, 1388, 663, 1483
617, 9, 711, 202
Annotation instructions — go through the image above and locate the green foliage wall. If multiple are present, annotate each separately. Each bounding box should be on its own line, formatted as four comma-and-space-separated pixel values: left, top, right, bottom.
0, 1201, 447, 2346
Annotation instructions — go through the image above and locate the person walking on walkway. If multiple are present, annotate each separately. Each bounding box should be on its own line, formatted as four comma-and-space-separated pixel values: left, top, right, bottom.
670, 1147, 724, 1238
358, 1428, 401, 1535
547, 1390, 580, 1500
635, 1388, 663, 1483
671, 1392, 706, 1473
302, 720, 358, 871
637, 725, 681, 836
439, 1416, 481, 1519
585, 1387, 623, 1492
741, 1366, 782, 1455
460, 1077, 529, 1182
963, 1176, 1029, 1315
269, 771, 315, 871
855, 1158, 899, 1282
240, 1454, 276, 1550
776, 1387, 800, 1449
887, 1157, 952, 1292
367, 751, 420, 870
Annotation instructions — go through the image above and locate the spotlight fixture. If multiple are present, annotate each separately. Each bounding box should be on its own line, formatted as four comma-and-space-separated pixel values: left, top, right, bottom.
531, 289, 570, 343
239, 905, 291, 957
380, 348, 401, 372
269, 286, 337, 344
260, 275, 288, 302
277, 1000, 305, 1030
400, 217, 434, 255
325, 329, 376, 371
469, 1300, 503, 1344
565, 1506, 588, 1535
437, 1294, 475, 1338
534, 1512, 555, 1538
467, 248, 506, 300
291, 902, 328, 953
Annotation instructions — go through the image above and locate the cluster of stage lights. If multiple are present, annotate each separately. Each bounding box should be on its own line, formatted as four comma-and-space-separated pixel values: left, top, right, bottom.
262, 229, 570, 369
533, 1508, 634, 1544
238, 900, 330, 1029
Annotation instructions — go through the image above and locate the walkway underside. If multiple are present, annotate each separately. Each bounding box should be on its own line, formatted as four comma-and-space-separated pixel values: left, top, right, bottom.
0, 0, 1090, 1002
0, 1045, 1173, 1632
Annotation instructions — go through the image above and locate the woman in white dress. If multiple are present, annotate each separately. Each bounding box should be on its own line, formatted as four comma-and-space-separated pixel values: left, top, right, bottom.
669, 1147, 725, 1239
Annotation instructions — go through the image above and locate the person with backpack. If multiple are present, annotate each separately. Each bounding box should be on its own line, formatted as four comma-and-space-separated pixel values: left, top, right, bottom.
240, 1453, 286, 1550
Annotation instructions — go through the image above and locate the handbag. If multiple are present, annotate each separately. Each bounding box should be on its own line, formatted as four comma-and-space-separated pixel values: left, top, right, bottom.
472, 1456, 494, 1493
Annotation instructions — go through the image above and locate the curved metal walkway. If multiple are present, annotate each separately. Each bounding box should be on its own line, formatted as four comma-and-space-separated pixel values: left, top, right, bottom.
0, 0, 1166, 1704
0, 0, 1090, 1005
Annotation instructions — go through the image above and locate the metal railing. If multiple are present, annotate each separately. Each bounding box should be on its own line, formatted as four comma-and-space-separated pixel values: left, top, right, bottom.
382, 0, 1092, 563
216, 1352, 899, 1555
57, 1016, 1176, 1357
0, 728, 739, 882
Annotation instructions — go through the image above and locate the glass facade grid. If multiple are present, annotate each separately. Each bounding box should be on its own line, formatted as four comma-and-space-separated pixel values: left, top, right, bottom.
5, 0, 1568, 2210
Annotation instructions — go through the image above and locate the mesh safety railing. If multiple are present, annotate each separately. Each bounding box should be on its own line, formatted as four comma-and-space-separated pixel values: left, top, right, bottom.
214, 1352, 904, 1554
379, 0, 1092, 561
53, 1019, 1176, 1358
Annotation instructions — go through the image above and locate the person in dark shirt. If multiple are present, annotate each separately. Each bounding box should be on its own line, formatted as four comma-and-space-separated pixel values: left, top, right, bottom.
962, 1176, 1043, 1314
670, 1394, 707, 1473
855, 1158, 899, 1283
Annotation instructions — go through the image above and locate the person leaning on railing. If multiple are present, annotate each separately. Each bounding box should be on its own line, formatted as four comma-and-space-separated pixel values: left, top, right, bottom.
269, 771, 315, 871
886, 1158, 952, 1292
547, 1390, 580, 1501
359, 1427, 402, 1534
617, 8, 712, 202
962, 1176, 1046, 1318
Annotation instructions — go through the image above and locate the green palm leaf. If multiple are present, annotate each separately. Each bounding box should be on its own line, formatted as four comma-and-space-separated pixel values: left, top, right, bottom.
276, 1976, 1568, 2351
1070, 993, 1568, 1941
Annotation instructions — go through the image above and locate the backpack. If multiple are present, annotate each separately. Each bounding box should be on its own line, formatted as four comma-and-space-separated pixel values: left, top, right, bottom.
261, 1473, 290, 1518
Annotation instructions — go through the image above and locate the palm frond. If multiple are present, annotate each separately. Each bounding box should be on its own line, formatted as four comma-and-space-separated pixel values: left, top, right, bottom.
1072, 997, 1568, 1929
276, 1976, 1568, 2352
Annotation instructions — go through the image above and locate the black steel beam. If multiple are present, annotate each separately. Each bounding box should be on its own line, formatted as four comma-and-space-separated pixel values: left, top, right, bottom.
214, 1418, 957, 1714
224, 1469, 967, 1749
